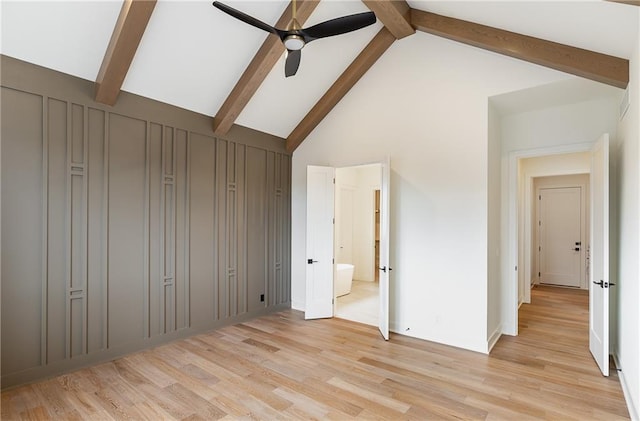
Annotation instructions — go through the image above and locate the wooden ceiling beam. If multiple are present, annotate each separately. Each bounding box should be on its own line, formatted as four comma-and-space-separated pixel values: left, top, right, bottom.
95, 0, 157, 105
286, 27, 396, 153
213, 0, 320, 136
411, 9, 629, 89
361, 0, 414, 39
606, 0, 639, 5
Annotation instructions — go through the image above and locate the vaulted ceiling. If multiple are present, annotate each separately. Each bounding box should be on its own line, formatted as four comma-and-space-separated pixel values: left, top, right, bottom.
2, 0, 638, 152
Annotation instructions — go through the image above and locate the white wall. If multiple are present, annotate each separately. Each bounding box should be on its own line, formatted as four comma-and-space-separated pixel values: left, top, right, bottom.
502, 97, 620, 151
487, 103, 502, 349
291, 31, 568, 353
614, 12, 640, 419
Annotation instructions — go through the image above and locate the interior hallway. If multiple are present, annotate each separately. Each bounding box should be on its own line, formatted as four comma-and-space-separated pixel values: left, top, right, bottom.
2, 286, 629, 420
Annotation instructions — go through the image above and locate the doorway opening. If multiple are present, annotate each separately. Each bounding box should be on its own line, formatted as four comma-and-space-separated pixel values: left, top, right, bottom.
508, 135, 611, 376
334, 164, 381, 327
305, 161, 390, 339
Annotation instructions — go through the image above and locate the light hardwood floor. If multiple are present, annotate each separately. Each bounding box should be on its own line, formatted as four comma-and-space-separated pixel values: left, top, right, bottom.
1, 285, 629, 420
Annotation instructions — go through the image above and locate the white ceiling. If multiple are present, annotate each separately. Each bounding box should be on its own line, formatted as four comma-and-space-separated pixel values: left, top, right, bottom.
1, 1, 638, 138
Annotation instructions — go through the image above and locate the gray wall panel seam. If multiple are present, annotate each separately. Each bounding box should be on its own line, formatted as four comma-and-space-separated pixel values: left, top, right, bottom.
173, 130, 178, 330
185, 132, 191, 328
65, 100, 71, 360
244, 146, 248, 313
41, 95, 49, 366
82, 104, 89, 356
103, 112, 110, 349
160, 124, 166, 334
144, 120, 151, 339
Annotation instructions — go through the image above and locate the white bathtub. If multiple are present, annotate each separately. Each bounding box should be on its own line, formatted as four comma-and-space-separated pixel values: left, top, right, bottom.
335, 263, 355, 297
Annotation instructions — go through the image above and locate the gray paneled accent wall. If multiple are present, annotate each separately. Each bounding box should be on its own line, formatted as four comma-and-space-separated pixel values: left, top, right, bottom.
0, 55, 292, 388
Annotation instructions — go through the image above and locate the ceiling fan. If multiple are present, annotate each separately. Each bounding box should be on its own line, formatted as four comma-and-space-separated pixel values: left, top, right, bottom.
212, 1, 376, 77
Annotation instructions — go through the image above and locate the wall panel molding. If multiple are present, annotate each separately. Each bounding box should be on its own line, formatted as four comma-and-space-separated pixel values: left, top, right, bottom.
41, 95, 49, 366
1, 55, 291, 389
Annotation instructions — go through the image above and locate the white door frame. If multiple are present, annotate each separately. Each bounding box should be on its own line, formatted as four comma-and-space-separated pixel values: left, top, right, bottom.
506, 142, 593, 335
306, 159, 390, 333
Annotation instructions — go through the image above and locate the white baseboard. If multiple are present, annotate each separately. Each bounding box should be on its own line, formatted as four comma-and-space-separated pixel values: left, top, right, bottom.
613, 353, 639, 421
488, 325, 502, 352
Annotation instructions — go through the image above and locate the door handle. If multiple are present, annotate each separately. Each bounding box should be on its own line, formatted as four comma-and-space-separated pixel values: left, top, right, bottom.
593, 280, 604, 288
307, 259, 318, 264
379, 266, 393, 273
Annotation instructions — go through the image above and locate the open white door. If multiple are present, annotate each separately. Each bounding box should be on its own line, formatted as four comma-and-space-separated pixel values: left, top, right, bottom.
378, 160, 391, 340
305, 166, 335, 319
589, 134, 610, 376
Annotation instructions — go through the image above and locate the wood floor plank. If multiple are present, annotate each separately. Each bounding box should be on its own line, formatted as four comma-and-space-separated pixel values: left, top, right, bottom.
1, 285, 630, 420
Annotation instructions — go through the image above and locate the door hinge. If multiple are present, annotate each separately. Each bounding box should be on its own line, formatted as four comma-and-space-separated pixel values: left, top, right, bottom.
539, 246, 541, 251
539, 221, 541, 226
332, 258, 334, 264
333, 178, 335, 184
332, 217, 335, 224
332, 298, 334, 304
539, 195, 541, 200
538, 272, 541, 277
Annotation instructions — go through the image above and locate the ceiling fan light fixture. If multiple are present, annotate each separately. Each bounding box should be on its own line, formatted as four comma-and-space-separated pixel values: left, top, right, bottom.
284, 35, 305, 51
212, 2, 377, 77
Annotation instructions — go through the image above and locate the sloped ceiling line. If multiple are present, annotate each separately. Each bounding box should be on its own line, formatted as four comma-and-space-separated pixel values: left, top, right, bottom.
284, 3, 631, 152
285, 27, 396, 153
411, 9, 629, 89
93, 1, 631, 153
212, 0, 321, 136
283, 0, 414, 153
95, 0, 157, 106
361, 0, 414, 39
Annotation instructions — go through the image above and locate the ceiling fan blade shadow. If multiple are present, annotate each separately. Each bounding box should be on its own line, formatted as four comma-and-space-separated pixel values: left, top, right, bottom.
213, 1, 280, 36
302, 11, 376, 42
285, 49, 301, 77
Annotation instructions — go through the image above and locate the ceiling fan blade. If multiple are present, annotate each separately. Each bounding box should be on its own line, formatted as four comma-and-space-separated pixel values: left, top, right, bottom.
285, 49, 301, 77
213, 1, 279, 36
301, 11, 376, 42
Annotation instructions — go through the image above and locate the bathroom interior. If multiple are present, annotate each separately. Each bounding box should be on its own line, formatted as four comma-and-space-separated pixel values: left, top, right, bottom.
334, 163, 382, 326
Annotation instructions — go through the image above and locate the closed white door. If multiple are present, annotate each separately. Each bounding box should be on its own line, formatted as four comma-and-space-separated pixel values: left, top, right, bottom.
538, 187, 583, 287
589, 134, 609, 376
305, 166, 335, 320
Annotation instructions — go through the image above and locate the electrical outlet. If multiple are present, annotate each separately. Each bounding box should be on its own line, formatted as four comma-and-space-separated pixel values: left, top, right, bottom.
260, 294, 264, 302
